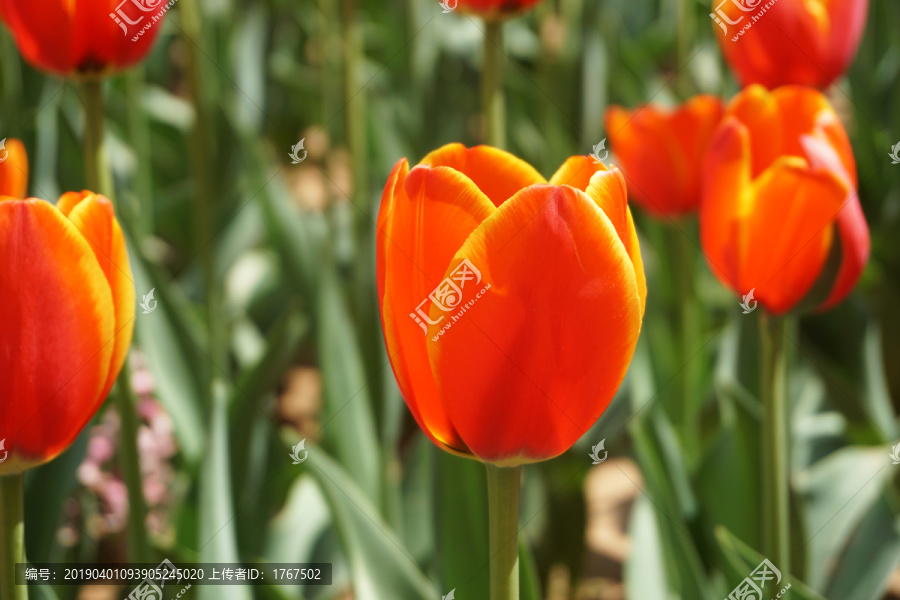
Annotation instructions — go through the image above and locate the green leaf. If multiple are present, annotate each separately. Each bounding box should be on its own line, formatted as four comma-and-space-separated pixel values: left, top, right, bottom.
198, 380, 252, 600
436, 451, 489, 597
316, 265, 382, 504
307, 447, 438, 600
127, 232, 207, 464
519, 538, 541, 600
24, 428, 89, 563
796, 446, 890, 590
714, 526, 827, 600
824, 491, 900, 600
625, 496, 670, 600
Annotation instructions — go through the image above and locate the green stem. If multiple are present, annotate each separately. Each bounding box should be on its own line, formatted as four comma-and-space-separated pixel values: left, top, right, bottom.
481, 20, 506, 149
486, 464, 519, 600
760, 314, 790, 575
80, 79, 115, 201
80, 74, 150, 564
672, 226, 701, 466
0, 473, 27, 600
181, 0, 226, 374
125, 67, 154, 235
115, 375, 151, 563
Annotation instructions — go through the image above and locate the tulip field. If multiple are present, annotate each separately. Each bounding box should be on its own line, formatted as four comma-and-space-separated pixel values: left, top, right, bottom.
1, 0, 900, 599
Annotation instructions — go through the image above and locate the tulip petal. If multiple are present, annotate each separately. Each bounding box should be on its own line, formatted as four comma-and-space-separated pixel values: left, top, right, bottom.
700, 116, 753, 291
548, 155, 608, 191
60, 191, 135, 400
557, 163, 647, 315
741, 157, 848, 313
0, 138, 29, 199
426, 184, 642, 465
0, 0, 75, 73
799, 131, 869, 309
377, 159, 495, 453
0, 199, 115, 470
420, 143, 545, 207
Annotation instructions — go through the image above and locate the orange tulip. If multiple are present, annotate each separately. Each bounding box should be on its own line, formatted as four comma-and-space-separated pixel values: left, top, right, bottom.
606, 95, 724, 217
0, 0, 168, 76
711, 0, 868, 88
377, 144, 646, 465
0, 138, 28, 199
700, 85, 869, 315
452, 0, 543, 20
0, 191, 134, 474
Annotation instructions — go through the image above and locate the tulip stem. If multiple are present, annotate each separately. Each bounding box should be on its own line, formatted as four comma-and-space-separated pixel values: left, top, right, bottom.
115, 376, 152, 563
80, 78, 115, 201
482, 20, 506, 149
486, 464, 520, 600
760, 314, 790, 576
0, 473, 27, 600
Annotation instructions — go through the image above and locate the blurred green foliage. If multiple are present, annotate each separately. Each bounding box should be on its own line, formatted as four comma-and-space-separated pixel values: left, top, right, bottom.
2, 0, 899, 598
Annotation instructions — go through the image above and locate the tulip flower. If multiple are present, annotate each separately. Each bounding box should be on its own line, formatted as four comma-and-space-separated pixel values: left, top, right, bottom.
377, 144, 646, 465
0, 191, 134, 474
452, 0, 543, 19
700, 84, 869, 315
0, 138, 28, 199
378, 143, 645, 600
0, 0, 168, 76
606, 95, 724, 217
711, 0, 868, 88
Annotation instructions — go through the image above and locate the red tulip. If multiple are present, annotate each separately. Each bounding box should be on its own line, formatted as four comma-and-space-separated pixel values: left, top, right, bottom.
377, 144, 646, 465
711, 0, 868, 88
606, 95, 724, 217
0, 0, 168, 76
700, 85, 869, 314
0, 191, 134, 473
452, 0, 543, 20
0, 138, 28, 199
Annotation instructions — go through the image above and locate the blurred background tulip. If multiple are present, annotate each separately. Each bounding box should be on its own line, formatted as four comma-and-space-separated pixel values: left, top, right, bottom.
454, 0, 544, 20
712, 0, 869, 88
0, 137, 27, 199
700, 84, 868, 315
606, 96, 724, 218
378, 144, 646, 465
0, 192, 134, 473
0, 0, 167, 77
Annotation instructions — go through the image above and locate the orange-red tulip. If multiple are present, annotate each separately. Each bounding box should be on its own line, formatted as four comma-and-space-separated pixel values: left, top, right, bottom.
0, 138, 28, 199
0, 191, 134, 474
377, 144, 646, 465
700, 85, 869, 315
452, 0, 543, 20
711, 0, 868, 88
606, 96, 724, 217
0, 0, 168, 76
